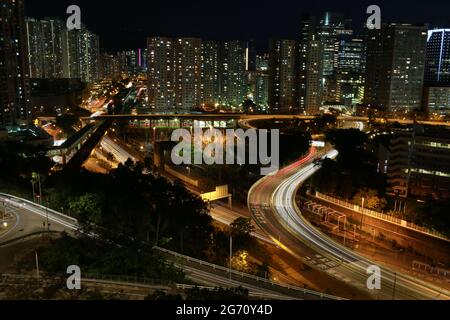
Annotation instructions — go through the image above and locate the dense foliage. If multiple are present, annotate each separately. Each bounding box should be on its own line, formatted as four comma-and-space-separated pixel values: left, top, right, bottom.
40, 234, 184, 282
0, 141, 52, 196
311, 129, 387, 205
47, 161, 213, 258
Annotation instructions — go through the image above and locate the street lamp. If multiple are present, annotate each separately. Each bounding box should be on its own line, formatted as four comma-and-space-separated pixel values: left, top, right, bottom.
45, 198, 50, 232
1, 201, 5, 222
229, 236, 233, 280
360, 197, 365, 240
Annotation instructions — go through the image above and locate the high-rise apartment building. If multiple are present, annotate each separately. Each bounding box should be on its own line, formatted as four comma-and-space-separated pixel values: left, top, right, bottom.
26, 17, 65, 79
246, 40, 256, 71
254, 73, 269, 111
60, 25, 100, 83
147, 37, 175, 111
299, 15, 318, 111
174, 38, 202, 111
201, 41, 220, 108
218, 41, 247, 108
147, 38, 254, 112
26, 18, 99, 83
76, 27, 100, 83
364, 24, 427, 112
268, 39, 298, 113
147, 37, 202, 112
305, 37, 324, 114
0, 0, 31, 126
100, 53, 122, 80
119, 49, 146, 76
25, 18, 44, 78
255, 53, 269, 72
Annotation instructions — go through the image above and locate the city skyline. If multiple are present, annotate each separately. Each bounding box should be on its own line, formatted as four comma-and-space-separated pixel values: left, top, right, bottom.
1, 0, 449, 120
25, 0, 450, 51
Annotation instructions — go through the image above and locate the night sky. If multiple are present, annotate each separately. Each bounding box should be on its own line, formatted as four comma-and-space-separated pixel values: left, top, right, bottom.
25, 0, 450, 52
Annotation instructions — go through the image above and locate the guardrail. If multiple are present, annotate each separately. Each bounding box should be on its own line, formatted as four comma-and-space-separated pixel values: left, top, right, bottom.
411, 262, 450, 280
174, 284, 296, 300
0, 273, 172, 287
154, 246, 345, 300
0, 193, 78, 224
314, 192, 449, 242
0, 274, 300, 300
82, 273, 174, 287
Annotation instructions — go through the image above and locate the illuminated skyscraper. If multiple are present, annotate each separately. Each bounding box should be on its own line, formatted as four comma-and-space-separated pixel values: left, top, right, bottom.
255, 53, 269, 72
318, 12, 353, 77
77, 27, 100, 83
147, 37, 202, 112
246, 40, 256, 71
26, 17, 65, 79
268, 39, 298, 113
201, 40, 220, 108
365, 24, 427, 111
299, 15, 318, 111
26, 18, 45, 78
174, 38, 202, 111
60, 25, 100, 83
425, 29, 450, 84
0, 0, 31, 126
335, 37, 366, 106
305, 37, 324, 114
147, 37, 175, 111
100, 53, 122, 80
119, 49, 146, 76
254, 73, 269, 111
218, 41, 247, 108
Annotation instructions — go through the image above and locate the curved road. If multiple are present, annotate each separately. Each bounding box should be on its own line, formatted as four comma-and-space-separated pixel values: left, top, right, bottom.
248, 148, 450, 300
0, 193, 343, 300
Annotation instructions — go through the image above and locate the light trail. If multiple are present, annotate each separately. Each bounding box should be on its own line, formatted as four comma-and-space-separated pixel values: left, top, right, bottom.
249, 149, 450, 300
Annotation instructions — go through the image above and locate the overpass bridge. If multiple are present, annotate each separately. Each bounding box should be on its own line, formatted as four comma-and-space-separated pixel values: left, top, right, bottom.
60, 112, 450, 171
86, 113, 450, 127
48, 88, 138, 170
47, 123, 99, 165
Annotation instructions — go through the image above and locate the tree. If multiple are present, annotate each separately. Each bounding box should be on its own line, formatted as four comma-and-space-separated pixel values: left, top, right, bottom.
0, 141, 53, 195
69, 193, 102, 219
353, 188, 387, 211
230, 217, 255, 237
325, 129, 368, 156
40, 234, 185, 283
185, 286, 249, 300
145, 291, 183, 300
415, 199, 450, 236
314, 114, 338, 133
230, 217, 255, 252
242, 99, 257, 113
